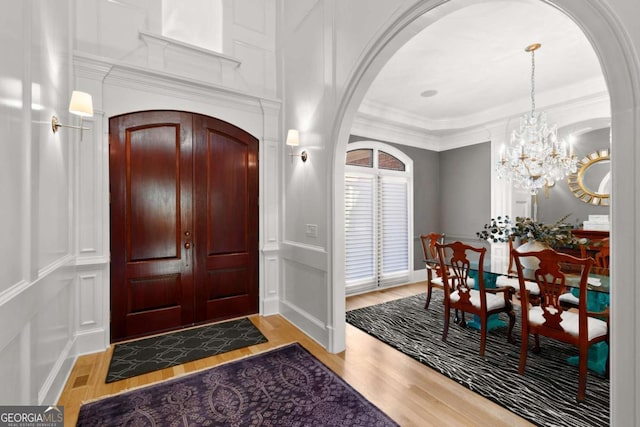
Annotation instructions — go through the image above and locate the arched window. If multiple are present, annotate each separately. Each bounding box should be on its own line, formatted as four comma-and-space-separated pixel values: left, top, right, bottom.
345, 142, 413, 294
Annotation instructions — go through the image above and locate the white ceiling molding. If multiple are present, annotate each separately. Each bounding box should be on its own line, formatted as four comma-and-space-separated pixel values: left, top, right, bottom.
358, 76, 607, 132
354, 89, 610, 152
350, 113, 442, 150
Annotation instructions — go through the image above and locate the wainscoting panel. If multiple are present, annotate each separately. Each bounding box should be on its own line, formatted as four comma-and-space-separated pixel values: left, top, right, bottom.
280, 242, 329, 346
0, 258, 76, 404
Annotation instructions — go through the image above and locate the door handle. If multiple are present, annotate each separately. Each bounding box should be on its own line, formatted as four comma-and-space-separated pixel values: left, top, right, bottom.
184, 241, 191, 267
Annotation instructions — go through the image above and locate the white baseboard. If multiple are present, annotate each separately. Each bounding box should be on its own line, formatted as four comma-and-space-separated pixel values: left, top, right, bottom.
262, 296, 279, 316
74, 328, 109, 356
38, 338, 76, 405
279, 300, 328, 348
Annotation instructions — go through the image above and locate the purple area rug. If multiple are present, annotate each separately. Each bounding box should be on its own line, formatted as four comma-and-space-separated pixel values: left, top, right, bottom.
77, 343, 398, 426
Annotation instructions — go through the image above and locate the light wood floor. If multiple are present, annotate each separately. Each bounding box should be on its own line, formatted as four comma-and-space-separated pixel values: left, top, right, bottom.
58, 282, 534, 426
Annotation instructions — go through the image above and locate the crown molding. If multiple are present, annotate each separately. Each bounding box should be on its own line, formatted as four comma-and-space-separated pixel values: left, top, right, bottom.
355, 89, 610, 152
359, 76, 608, 132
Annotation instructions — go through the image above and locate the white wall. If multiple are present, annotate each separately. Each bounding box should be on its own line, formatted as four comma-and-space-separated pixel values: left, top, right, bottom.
0, 0, 77, 404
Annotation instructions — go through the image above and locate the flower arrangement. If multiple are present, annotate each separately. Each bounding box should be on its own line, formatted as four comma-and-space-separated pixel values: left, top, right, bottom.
477, 214, 588, 248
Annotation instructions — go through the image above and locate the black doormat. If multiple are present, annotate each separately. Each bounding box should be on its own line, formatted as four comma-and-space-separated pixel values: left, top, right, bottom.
106, 317, 268, 383
346, 293, 609, 427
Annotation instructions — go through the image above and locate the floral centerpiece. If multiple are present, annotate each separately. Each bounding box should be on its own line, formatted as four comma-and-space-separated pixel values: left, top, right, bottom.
477, 214, 588, 248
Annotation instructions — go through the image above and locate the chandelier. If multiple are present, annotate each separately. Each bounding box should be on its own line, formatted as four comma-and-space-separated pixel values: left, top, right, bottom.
497, 43, 578, 194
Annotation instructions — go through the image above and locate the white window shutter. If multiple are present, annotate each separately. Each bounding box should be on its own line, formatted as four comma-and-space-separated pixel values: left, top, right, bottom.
345, 174, 375, 290
378, 176, 409, 286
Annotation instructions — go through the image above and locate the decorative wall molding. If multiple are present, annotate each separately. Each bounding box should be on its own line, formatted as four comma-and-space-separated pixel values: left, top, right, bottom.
73, 52, 281, 116
280, 241, 328, 272
139, 31, 242, 67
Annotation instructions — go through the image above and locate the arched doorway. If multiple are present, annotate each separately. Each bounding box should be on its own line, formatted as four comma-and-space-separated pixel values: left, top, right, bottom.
331, 0, 639, 424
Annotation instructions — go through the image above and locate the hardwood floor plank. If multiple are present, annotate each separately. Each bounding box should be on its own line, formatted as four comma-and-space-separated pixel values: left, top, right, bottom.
58, 283, 533, 426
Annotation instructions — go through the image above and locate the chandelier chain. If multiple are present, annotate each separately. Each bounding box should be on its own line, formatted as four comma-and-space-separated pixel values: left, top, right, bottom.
530, 48, 536, 115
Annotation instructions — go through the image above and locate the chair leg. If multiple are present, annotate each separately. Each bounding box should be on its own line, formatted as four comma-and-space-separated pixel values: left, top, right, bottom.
577, 343, 588, 402
506, 307, 516, 344
519, 330, 529, 375
442, 308, 450, 342
532, 334, 541, 354
424, 283, 433, 309
479, 316, 487, 357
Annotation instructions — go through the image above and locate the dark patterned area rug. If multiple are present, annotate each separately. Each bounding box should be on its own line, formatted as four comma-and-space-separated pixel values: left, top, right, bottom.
80, 343, 398, 426
346, 293, 609, 427
106, 317, 268, 383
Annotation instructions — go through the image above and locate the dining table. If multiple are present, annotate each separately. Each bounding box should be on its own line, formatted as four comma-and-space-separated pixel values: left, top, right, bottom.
429, 251, 610, 375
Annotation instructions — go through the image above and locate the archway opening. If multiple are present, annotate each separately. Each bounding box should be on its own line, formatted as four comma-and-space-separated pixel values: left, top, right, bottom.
331, 0, 638, 423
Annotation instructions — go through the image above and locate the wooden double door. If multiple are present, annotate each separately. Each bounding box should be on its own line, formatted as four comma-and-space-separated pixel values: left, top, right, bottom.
109, 111, 259, 342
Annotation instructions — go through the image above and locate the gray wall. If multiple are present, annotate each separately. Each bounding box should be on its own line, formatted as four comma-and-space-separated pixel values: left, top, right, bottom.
348, 136, 441, 270
536, 127, 610, 225
348, 136, 491, 269
348, 130, 609, 269
439, 142, 492, 244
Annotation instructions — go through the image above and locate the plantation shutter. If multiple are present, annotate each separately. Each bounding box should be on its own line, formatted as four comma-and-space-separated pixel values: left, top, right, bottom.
378, 176, 409, 286
344, 142, 412, 295
344, 174, 376, 290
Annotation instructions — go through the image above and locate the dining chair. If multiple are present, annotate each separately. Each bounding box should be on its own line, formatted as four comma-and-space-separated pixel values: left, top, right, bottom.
595, 243, 610, 268
559, 242, 610, 308
420, 233, 446, 309
511, 248, 609, 402
436, 241, 516, 357
496, 275, 540, 303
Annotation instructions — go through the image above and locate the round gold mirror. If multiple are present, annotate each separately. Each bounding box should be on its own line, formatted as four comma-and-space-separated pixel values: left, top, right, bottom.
567, 148, 610, 206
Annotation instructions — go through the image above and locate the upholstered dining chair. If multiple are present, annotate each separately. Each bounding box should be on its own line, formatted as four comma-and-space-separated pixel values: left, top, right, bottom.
420, 233, 446, 309
559, 242, 610, 308
511, 248, 609, 402
436, 241, 516, 357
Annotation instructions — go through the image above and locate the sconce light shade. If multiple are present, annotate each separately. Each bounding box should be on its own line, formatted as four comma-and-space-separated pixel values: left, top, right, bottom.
52, 90, 95, 140
286, 129, 300, 146
68, 91, 94, 117
285, 129, 307, 162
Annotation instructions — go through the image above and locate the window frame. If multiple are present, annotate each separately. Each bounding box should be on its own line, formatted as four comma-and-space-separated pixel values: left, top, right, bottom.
344, 141, 414, 294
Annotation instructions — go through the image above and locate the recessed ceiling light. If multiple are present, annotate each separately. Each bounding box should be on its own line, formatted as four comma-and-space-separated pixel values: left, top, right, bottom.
420, 90, 438, 98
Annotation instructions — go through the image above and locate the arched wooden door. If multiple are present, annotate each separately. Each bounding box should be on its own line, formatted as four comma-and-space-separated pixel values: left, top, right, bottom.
109, 111, 259, 342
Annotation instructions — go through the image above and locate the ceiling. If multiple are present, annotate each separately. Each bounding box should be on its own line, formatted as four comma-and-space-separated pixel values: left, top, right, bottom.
356, 0, 608, 143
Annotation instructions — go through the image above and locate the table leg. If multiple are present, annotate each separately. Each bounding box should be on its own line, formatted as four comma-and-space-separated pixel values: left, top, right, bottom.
466, 271, 507, 331
566, 342, 609, 376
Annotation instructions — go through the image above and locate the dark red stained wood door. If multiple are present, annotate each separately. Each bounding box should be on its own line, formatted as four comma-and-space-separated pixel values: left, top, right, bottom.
109, 111, 258, 342
193, 115, 259, 322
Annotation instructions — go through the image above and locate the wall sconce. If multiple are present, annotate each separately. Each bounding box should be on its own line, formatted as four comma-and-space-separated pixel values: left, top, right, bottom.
51, 90, 94, 140
286, 129, 307, 162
